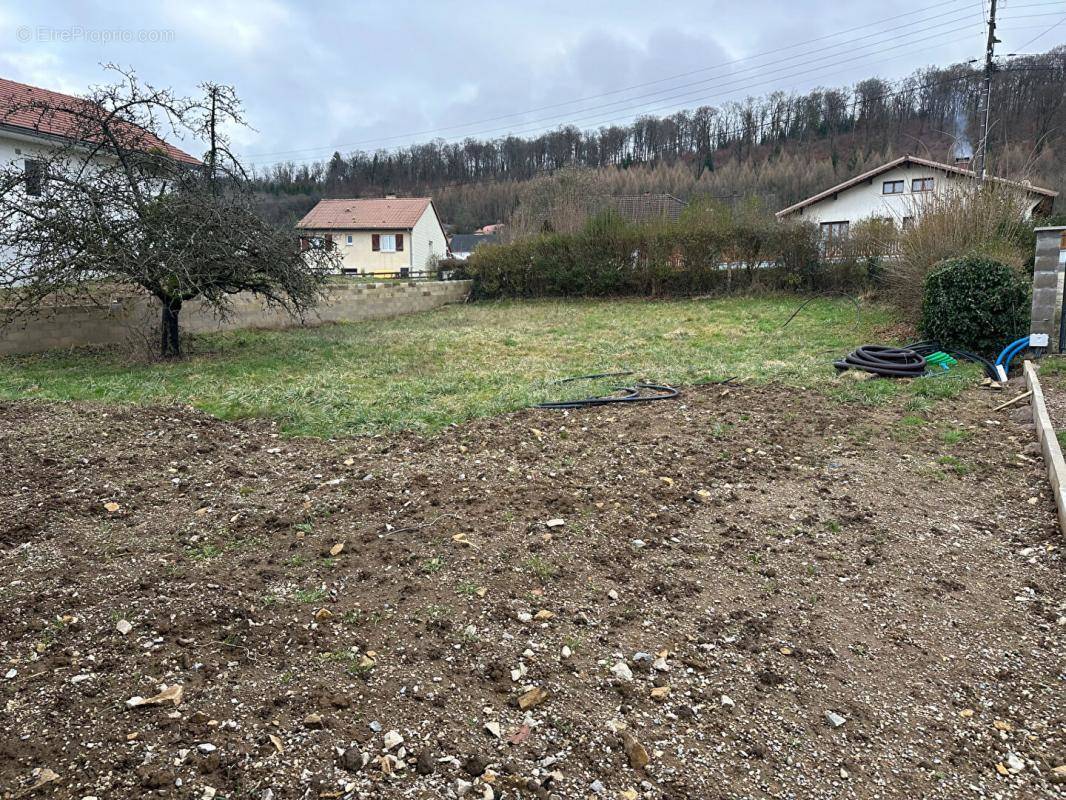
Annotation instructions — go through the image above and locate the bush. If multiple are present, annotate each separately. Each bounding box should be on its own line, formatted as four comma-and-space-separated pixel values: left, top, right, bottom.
919, 256, 1030, 356
464, 200, 869, 300
886, 181, 1035, 318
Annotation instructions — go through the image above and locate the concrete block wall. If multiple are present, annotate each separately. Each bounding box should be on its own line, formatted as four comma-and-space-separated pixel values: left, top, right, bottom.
1031, 227, 1066, 349
0, 280, 471, 356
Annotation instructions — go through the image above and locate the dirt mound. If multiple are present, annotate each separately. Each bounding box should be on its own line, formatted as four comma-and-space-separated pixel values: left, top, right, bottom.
0, 384, 1062, 798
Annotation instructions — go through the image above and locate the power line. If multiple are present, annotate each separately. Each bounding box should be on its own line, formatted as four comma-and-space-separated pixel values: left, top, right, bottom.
1014, 12, 1066, 46
255, 21, 983, 170
247, 0, 976, 159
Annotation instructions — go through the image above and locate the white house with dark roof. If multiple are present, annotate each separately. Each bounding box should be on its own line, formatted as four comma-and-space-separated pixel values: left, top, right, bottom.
296, 197, 448, 276
776, 155, 1057, 245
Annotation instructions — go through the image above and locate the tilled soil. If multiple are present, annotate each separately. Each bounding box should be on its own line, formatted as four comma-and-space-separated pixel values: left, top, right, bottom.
0, 383, 1063, 800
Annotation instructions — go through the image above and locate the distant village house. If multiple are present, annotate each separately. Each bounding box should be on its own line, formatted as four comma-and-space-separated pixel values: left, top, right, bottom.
776, 155, 1057, 246
448, 232, 499, 261
297, 197, 448, 276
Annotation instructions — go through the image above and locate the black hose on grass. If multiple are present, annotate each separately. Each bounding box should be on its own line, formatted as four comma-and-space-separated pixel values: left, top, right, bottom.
535, 374, 680, 409
833, 345, 927, 378
905, 340, 999, 381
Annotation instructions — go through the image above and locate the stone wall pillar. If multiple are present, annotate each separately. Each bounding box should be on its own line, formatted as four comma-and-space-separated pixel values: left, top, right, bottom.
1031, 226, 1066, 351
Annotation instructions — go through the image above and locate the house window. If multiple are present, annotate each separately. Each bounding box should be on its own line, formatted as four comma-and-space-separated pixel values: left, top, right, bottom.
912, 177, 934, 192
372, 233, 404, 252
882, 180, 904, 195
820, 221, 849, 242
346, 234, 353, 246
24, 158, 45, 196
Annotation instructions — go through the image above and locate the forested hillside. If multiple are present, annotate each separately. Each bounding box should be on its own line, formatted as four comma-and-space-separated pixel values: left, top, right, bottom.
251, 49, 1066, 232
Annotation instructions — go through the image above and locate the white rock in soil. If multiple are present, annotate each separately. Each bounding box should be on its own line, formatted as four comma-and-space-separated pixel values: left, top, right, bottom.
457, 779, 473, 796
517, 612, 533, 623
116, 619, 133, 636
652, 656, 670, 672
720, 694, 735, 709
631, 539, 646, 549
1007, 753, 1025, 773
611, 661, 634, 682
368, 720, 382, 732
607, 589, 619, 601
197, 743, 217, 754
590, 780, 606, 795
825, 711, 847, 728
4, 669, 16, 680
383, 730, 404, 751
545, 518, 565, 528
484, 721, 502, 738
561, 646, 572, 659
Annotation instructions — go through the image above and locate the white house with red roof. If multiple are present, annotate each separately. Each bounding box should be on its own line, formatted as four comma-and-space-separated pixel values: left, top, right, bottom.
776, 155, 1057, 245
296, 197, 448, 276
0, 76, 199, 197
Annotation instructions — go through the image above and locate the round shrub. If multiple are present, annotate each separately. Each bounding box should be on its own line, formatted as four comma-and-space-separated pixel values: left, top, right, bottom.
919, 255, 1029, 356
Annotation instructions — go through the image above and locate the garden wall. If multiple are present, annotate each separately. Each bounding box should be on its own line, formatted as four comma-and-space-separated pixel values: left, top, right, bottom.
0, 280, 471, 356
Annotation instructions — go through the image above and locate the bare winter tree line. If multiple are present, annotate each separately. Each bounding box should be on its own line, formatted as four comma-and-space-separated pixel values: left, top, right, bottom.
251, 49, 1066, 231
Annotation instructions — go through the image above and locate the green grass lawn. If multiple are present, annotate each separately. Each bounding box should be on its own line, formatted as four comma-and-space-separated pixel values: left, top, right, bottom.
0, 296, 976, 437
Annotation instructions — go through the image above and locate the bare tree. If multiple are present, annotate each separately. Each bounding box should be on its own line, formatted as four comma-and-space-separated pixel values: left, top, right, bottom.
0, 67, 337, 357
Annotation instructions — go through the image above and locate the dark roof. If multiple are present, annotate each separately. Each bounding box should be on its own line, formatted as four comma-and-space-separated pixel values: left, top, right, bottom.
449, 233, 499, 252
607, 194, 687, 223
776, 155, 1057, 218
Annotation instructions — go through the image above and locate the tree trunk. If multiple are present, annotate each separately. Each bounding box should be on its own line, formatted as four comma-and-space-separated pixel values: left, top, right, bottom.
160, 299, 182, 358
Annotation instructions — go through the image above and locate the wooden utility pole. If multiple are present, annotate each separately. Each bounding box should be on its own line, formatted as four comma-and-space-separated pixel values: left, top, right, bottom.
975, 0, 1000, 179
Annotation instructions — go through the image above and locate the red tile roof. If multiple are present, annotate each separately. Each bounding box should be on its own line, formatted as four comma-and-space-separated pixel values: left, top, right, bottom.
0, 76, 200, 165
296, 197, 433, 230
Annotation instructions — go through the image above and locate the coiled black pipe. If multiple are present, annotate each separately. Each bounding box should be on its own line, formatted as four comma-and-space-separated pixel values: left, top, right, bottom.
833, 345, 927, 377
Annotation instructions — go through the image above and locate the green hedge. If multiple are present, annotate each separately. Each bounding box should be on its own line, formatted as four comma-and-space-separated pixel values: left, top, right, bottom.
919, 255, 1030, 356
461, 212, 874, 299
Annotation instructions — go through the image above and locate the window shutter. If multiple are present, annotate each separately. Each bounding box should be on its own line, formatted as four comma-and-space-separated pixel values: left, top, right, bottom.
396, 233, 404, 251
325, 234, 333, 249
372, 234, 380, 251
299, 236, 308, 252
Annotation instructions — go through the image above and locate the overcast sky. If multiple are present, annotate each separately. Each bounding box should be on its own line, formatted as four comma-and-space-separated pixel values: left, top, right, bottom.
1, 0, 1063, 169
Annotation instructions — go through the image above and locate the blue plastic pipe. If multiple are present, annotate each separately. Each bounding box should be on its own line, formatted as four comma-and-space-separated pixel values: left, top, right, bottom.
995, 336, 1032, 380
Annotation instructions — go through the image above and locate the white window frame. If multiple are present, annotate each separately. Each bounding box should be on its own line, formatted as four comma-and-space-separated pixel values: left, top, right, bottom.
379, 234, 397, 253
346, 234, 353, 246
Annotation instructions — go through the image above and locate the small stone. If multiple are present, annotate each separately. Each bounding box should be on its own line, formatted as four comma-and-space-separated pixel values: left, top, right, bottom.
464, 754, 489, 777
825, 711, 846, 728
303, 713, 324, 729
339, 747, 364, 772
517, 612, 533, 623
720, 694, 735, 709
533, 609, 554, 621
650, 686, 670, 701
619, 730, 650, 770
517, 686, 548, 710
590, 780, 606, 795
1006, 753, 1025, 773
314, 608, 333, 622
630, 539, 646, 549
383, 730, 404, 751
104, 501, 121, 513
116, 619, 133, 636
544, 519, 565, 528
463, 624, 478, 637
5, 668, 16, 679
368, 720, 382, 732
415, 749, 435, 775
651, 656, 670, 672
607, 589, 619, 601
561, 645, 572, 659
197, 743, 217, 754
484, 721, 502, 738
1049, 765, 1066, 784
329, 542, 345, 556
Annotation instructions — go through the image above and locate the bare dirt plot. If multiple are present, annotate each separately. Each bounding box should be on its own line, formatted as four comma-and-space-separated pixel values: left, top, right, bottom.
0, 383, 1062, 799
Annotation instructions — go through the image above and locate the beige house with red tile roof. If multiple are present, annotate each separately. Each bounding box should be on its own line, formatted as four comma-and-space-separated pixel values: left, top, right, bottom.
297, 197, 448, 276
